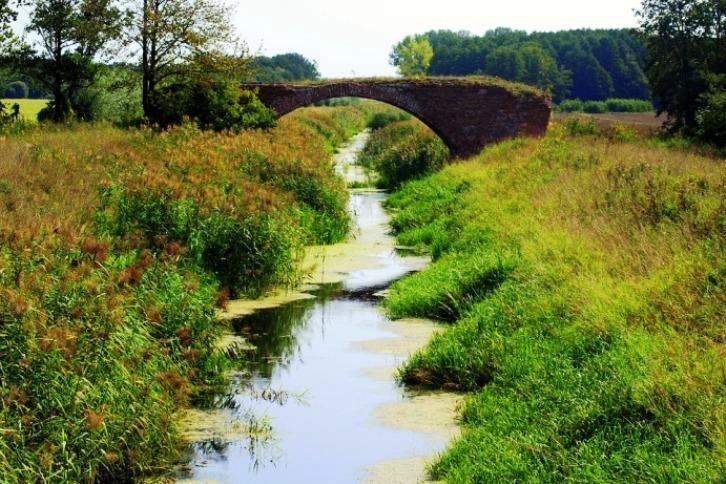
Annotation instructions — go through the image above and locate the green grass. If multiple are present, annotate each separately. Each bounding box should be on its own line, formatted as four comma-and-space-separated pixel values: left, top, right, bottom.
382, 122, 726, 481
1, 98, 48, 122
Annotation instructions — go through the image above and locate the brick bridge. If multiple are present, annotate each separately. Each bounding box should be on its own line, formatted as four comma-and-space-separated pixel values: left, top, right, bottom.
246, 78, 551, 158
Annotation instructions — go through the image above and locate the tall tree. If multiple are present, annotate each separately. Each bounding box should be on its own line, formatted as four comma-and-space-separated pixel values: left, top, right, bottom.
133, 0, 241, 121
25, 0, 124, 121
1, 0, 17, 47
252, 53, 320, 81
637, 0, 705, 131
390, 34, 434, 77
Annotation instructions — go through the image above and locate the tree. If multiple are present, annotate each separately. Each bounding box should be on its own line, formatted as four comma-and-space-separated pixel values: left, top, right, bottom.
25, 0, 124, 121
637, 0, 726, 133
132, 0, 241, 121
0, 0, 18, 48
252, 53, 320, 81
390, 34, 434, 77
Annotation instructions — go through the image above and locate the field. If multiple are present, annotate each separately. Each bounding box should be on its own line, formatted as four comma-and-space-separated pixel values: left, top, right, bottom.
553, 111, 667, 136
1, 99, 48, 122
381, 117, 726, 481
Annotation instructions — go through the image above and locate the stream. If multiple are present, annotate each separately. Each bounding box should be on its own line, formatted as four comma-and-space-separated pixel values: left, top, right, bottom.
176, 131, 460, 483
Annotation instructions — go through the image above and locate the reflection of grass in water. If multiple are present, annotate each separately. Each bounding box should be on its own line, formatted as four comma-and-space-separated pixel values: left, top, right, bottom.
233, 297, 317, 378
182, 409, 279, 475
231, 283, 344, 378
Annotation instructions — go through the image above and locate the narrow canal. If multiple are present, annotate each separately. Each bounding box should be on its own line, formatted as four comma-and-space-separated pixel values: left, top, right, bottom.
176, 132, 460, 483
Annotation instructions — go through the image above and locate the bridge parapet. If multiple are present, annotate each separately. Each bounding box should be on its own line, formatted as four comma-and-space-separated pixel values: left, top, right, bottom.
246, 78, 551, 158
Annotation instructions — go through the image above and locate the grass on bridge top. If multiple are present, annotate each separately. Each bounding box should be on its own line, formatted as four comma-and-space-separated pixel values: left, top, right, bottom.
247, 75, 548, 99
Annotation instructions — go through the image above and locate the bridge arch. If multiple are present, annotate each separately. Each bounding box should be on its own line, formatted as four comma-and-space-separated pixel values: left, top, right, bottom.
246, 78, 551, 158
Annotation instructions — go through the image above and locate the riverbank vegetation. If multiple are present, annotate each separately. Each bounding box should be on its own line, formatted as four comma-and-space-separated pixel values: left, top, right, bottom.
359, 118, 449, 189
0, 105, 369, 481
383, 119, 725, 481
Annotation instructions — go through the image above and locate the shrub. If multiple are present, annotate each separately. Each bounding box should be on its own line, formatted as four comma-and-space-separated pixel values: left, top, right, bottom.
696, 90, 726, 148
154, 80, 276, 131
556, 99, 584, 112
367, 110, 411, 129
605, 98, 653, 112
360, 119, 449, 188
583, 100, 608, 113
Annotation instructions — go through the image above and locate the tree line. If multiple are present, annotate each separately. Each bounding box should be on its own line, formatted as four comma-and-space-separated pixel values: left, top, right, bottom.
391, 0, 725, 147
391, 28, 650, 103
0, 0, 318, 129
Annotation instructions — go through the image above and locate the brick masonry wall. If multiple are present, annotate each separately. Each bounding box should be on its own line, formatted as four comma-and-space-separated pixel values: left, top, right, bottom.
250, 79, 551, 158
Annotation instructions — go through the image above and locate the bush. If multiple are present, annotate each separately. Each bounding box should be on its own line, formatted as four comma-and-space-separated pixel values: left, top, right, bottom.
360, 119, 449, 188
605, 98, 653, 112
696, 90, 726, 148
154, 80, 276, 131
556, 98, 653, 113
583, 100, 608, 113
367, 110, 411, 129
556, 99, 584, 112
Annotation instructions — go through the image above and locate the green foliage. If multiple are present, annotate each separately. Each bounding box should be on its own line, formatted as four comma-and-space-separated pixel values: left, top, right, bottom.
389, 34, 434, 77
556, 98, 654, 113
359, 119, 449, 188
406, 28, 649, 102
135, 0, 241, 122
22, 0, 124, 122
583, 100, 608, 113
556, 98, 585, 112
70, 64, 143, 125
251, 52, 320, 81
366, 110, 411, 130
606, 97, 654, 112
696, 88, 726, 147
155, 80, 276, 132
637, 0, 726, 134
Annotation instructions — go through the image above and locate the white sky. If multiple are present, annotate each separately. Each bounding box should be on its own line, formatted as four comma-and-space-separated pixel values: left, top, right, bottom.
232, 0, 643, 78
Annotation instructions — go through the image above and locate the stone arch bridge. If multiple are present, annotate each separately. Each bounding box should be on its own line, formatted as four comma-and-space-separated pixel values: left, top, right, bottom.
245, 78, 551, 158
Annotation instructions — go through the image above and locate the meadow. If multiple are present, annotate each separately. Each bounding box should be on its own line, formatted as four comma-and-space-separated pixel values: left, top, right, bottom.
381, 118, 725, 481
0, 105, 371, 481
1, 99, 48, 122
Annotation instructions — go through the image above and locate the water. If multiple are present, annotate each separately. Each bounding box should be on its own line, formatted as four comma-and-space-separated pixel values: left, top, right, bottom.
177, 134, 459, 483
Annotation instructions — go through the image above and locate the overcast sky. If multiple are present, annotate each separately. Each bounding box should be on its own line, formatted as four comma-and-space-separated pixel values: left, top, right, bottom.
232, 0, 643, 78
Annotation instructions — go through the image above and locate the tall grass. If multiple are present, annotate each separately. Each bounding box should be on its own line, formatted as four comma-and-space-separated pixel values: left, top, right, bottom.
384, 121, 725, 481
0, 104, 368, 481
359, 119, 450, 188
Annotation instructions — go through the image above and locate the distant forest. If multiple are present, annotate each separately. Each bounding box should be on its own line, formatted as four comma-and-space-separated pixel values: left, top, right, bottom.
250, 53, 321, 82
1, 52, 322, 99
399, 28, 650, 102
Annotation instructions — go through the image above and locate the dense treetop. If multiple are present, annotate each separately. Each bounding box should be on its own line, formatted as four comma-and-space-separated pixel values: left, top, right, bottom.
391, 28, 650, 102
250, 53, 320, 82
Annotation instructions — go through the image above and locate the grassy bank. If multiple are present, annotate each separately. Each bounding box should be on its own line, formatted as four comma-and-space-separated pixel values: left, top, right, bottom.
0, 105, 369, 481
359, 118, 449, 189
383, 120, 725, 481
